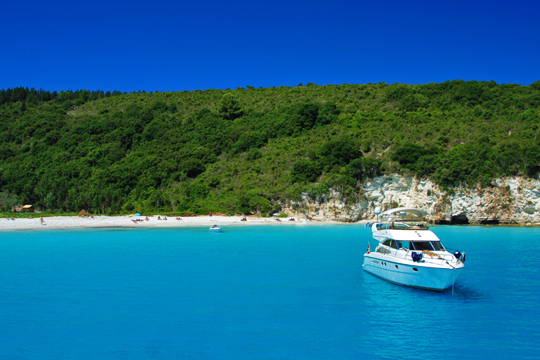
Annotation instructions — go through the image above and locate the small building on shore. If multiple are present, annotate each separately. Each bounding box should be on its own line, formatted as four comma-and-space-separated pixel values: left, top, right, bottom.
21, 205, 35, 213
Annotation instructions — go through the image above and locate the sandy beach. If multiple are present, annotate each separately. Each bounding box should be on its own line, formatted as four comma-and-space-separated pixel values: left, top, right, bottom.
0, 215, 325, 231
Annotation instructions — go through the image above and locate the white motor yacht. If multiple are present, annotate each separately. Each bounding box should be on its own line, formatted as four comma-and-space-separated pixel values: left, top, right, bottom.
363, 207, 465, 291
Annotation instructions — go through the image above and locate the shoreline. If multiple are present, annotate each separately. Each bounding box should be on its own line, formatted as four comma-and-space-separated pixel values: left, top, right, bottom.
0, 215, 342, 231
1, 215, 538, 231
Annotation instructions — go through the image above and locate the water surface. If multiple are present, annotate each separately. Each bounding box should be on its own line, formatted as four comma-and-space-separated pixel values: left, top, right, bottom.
1, 225, 539, 359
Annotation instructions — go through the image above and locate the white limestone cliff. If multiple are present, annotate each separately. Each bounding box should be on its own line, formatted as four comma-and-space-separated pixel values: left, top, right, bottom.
282, 175, 540, 224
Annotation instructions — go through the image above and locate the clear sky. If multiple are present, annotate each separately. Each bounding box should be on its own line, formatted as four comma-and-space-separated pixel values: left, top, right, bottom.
2, 0, 539, 92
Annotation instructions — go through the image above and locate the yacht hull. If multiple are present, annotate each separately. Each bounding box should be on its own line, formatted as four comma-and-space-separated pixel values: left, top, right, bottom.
363, 254, 463, 291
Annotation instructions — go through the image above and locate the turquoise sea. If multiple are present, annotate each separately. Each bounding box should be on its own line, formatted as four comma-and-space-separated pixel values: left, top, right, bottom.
1, 225, 539, 360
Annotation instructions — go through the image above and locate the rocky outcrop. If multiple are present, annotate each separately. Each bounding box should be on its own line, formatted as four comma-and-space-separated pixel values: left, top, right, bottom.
281, 175, 540, 225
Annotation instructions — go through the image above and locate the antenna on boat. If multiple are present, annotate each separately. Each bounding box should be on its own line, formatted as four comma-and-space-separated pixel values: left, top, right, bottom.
374, 207, 381, 222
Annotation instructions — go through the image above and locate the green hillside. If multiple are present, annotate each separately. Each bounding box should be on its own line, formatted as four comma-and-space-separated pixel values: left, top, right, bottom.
1, 81, 539, 215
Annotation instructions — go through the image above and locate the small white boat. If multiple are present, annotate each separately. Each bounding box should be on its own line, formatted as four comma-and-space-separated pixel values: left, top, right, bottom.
363, 207, 465, 291
209, 225, 222, 232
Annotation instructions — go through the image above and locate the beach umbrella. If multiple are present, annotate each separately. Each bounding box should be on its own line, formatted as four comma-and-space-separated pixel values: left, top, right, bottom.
135, 213, 141, 216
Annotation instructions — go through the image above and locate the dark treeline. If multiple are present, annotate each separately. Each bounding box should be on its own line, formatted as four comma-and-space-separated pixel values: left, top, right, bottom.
0, 87, 126, 106
0, 80, 539, 214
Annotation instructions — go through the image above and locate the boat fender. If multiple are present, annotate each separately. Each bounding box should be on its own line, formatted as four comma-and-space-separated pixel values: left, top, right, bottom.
453, 251, 461, 260
411, 252, 423, 262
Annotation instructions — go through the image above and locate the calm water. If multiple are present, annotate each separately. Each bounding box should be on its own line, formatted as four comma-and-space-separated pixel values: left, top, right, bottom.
1, 225, 539, 360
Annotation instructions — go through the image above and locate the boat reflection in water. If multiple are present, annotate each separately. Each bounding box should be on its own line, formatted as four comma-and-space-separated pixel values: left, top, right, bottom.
363, 207, 465, 291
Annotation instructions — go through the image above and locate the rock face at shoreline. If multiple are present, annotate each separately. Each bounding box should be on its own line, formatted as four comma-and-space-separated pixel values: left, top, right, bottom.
281, 175, 540, 225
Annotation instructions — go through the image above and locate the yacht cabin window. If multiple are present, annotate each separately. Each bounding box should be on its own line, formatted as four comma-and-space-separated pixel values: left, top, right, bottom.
382, 240, 403, 249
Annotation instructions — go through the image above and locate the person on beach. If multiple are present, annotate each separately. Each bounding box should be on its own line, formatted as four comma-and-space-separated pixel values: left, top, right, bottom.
158, 216, 161, 220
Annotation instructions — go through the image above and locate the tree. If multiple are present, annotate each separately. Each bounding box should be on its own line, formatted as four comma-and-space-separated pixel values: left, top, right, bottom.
317, 102, 340, 125
530, 80, 540, 90
391, 143, 428, 167
182, 159, 206, 178
0, 191, 19, 211
218, 93, 243, 120
291, 160, 321, 183
318, 137, 361, 170
347, 158, 384, 182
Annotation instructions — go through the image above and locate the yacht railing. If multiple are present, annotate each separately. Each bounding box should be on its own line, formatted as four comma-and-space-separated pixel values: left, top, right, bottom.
379, 247, 458, 263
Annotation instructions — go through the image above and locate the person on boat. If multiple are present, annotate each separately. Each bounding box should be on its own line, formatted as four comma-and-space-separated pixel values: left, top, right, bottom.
391, 221, 395, 229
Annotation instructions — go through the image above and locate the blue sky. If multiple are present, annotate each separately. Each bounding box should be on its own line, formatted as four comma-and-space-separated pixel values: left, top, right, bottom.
2, 0, 539, 92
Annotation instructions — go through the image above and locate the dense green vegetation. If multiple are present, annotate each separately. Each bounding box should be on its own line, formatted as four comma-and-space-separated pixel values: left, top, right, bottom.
1, 80, 539, 214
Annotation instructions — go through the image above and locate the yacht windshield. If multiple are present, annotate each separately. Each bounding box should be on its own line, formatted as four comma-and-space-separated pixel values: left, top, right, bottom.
431, 241, 445, 251
410, 241, 445, 251
410, 241, 429, 250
